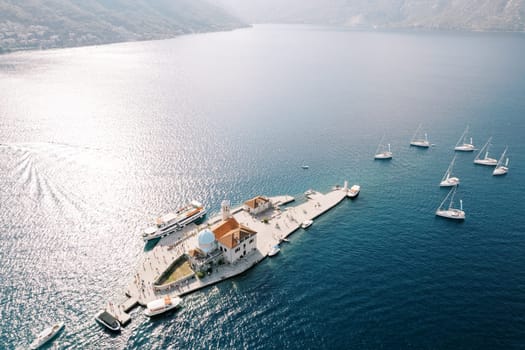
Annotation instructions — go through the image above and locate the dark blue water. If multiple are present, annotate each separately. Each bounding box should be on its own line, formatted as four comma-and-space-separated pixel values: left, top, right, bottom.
1, 25, 525, 349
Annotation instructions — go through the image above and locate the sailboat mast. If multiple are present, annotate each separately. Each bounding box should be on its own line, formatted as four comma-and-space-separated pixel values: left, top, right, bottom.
448, 187, 456, 210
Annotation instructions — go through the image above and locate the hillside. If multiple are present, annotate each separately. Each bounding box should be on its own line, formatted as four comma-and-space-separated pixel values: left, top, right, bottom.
0, 0, 246, 53
213, 0, 525, 32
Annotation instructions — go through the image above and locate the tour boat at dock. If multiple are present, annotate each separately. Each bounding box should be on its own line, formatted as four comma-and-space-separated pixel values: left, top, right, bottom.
143, 200, 207, 241
29, 322, 64, 349
95, 310, 121, 332
144, 295, 183, 317
347, 185, 360, 199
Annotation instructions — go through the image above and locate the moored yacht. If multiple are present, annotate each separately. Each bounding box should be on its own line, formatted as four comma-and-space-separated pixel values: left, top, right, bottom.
29, 322, 64, 349
454, 126, 475, 152
493, 146, 509, 176
301, 219, 313, 229
374, 139, 393, 160
347, 185, 360, 199
440, 155, 460, 187
410, 124, 430, 148
144, 295, 183, 317
95, 310, 121, 332
435, 186, 465, 220
268, 244, 281, 257
143, 201, 207, 241
474, 137, 497, 166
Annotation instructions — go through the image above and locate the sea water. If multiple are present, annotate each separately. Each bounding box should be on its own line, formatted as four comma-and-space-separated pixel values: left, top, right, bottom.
1, 25, 524, 349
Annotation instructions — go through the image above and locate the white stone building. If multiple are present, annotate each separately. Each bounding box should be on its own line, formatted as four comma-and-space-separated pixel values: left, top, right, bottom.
243, 196, 271, 215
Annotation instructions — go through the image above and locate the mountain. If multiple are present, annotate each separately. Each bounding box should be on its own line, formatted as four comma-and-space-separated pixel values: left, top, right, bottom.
212, 0, 525, 32
0, 0, 246, 53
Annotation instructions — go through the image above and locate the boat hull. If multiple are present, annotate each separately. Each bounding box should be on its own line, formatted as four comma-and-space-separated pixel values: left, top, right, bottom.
440, 177, 460, 187
454, 145, 475, 152
410, 141, 430, 148
436, 209, 465, 220
374, 152, 392, 160
493, 167, 508, 176
301, 220, 313, 229
474, 158, 497, 166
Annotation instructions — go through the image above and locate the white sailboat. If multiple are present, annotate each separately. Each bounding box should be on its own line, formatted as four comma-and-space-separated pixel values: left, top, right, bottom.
474, 137, 497, 166
493, 146, 509, 176
374, 136, 392, 159
435, 186, 465, 220
454, 126, 475, 152
410, 124, 430, 148
440, 155, 460, 187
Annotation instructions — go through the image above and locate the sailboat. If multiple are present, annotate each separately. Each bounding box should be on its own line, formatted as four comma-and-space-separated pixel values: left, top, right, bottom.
474, 137, 497, 166
374, 136, 392, 160
493, 146, 509, 176
440, 155, 460, 187
435, 186, 465, 220
410, 124, 430, 148
454, 125, 475, 152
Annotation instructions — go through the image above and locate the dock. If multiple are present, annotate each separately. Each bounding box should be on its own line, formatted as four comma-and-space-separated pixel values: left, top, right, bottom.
102, 185, 352, 326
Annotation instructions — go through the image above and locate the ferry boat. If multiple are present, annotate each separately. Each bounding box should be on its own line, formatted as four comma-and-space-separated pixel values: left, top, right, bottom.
301, 219, 313, 229
144, 295, 183, 317
347, 185, 360, 199
143, 201, 207, 241
95, 310, 121, 332
29, 322, 64, 349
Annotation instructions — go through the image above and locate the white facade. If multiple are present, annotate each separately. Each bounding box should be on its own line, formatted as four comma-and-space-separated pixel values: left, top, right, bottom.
243, 196, 271, 216
217, 235, 257, 264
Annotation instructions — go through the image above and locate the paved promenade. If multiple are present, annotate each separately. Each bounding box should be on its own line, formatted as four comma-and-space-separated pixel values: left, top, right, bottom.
105, 187, 350, 325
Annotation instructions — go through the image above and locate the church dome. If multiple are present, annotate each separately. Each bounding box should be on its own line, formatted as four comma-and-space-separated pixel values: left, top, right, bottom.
198, 229, 216, 253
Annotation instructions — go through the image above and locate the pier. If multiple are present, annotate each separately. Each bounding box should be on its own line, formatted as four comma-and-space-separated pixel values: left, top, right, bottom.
102, 184, 353, 326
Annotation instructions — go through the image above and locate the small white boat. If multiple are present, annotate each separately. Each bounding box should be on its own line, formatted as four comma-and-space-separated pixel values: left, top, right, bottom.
301, 219, 313, 229
347, 185, 360, 199
268, 245, 281, 257
454, 125, 475, 152
474, 137, 498, 166
410, 124, 430, 148
493, 146, 509, 176
301, 164, 309, 169
440, 155, 460, 187
144, 295, 183, 317
30, 322, 65, 349
435, 186, 465, 220
374, 136, 392, 160
95, 310, 121, 332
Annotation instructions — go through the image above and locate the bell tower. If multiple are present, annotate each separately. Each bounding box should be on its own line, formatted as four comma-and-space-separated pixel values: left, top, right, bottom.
221, 200, 231, 221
